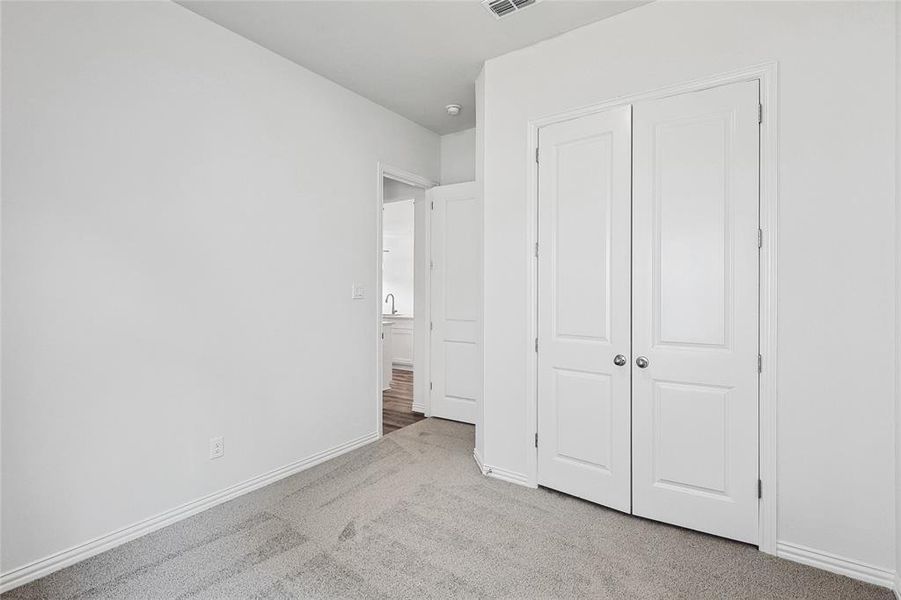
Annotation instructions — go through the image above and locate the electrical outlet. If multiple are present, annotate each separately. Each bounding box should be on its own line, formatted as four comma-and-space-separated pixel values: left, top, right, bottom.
209, 436, 224, 460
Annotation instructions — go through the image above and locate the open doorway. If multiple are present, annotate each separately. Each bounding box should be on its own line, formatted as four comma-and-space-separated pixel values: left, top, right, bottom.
378, 171, 433, 435
376, 167, 480, 437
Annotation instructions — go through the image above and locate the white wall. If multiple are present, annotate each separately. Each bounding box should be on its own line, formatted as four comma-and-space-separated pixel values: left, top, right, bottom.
895, 2, 901, 598
1, 0, 439, 577
474, 68, 486, 464
482, 0, 896, 578
440, 128, 476, 185
382, 199, 414, 316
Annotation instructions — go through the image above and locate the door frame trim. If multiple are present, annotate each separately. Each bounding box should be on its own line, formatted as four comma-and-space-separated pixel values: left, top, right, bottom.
376, 163, 437, 438
523, 62, 779, 554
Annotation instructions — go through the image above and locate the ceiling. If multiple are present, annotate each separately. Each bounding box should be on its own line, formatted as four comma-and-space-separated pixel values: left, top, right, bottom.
178, 1, 648, 134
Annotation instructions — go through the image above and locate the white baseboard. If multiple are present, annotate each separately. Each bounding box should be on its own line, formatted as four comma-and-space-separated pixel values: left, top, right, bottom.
0, 431, 380, 594
472, 449, 531, 487
776, 541, 895, 590
472, 448, 486, 474
479, 461, 532, 487
411, 403, 426, 414
392, 361, 413, 372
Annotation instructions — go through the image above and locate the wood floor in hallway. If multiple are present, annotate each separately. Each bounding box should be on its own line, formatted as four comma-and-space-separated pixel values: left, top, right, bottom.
382, 369, 424, 435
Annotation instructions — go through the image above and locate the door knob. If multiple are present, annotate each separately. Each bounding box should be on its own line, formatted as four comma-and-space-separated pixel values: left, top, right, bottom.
613, 354, 627, 366
635, 356, 649, 369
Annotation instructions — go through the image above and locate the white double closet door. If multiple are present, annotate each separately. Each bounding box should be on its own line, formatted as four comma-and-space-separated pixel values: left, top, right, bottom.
537, 80, 760, 544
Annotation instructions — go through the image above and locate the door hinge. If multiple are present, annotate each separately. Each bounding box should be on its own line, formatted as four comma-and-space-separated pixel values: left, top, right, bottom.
757, 354, 763, 373
535, 338, 539, 353
758, 228, 763, 249
430, 200, 434, 210
758, 103, 763, 124
535, 147, 539, 164
430, 259, 434, 270
535, 432, 539, 448
430, 381, 433, 391
430, 321, 433, 331
534, 242, 539, 258
757, 479, 762, 499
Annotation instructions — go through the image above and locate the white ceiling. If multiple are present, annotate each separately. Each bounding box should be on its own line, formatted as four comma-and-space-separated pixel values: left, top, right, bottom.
178, 1, 648, 134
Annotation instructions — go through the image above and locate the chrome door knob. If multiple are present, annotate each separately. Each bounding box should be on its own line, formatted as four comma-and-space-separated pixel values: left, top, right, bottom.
635, 356, 649, 369
613, 354, 627, 367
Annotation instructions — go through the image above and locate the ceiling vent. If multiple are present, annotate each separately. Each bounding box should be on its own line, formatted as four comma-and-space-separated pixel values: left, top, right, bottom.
482, 0, 538, 19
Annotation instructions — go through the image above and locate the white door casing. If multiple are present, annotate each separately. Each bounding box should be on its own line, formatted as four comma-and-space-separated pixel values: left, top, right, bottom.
429, 182, 480, 424
631, 80, 760, 544
536, 106, 632, 512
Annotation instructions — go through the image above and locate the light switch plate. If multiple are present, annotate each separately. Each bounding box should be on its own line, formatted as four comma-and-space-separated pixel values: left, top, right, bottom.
352, 284, 365, 299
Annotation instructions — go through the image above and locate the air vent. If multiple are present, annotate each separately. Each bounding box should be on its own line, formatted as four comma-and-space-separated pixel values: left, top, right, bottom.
482, 0, 538, 19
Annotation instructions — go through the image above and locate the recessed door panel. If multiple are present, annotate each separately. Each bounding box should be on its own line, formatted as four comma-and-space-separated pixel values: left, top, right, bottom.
445, 340, 479, 402
555, 134, 612, 342
656, 115, 730, 348
537, 106, 631, 513
653, 381, 729, 495
555, 369, 612, 470
632, 80, 760, 544
445, 197, 479, 323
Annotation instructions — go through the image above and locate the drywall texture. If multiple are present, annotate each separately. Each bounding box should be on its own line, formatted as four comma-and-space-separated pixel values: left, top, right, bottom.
440, 128, 476, 185
481, 0, 896, 576
1, 1, 438, 574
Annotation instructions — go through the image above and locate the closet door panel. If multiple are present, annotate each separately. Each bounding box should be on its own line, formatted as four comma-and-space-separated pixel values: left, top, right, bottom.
631, 80, 760, 544
536, 106, 632, 513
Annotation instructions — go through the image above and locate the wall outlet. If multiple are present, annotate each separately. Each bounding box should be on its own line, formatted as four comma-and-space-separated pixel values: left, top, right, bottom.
351, 284, 365, 299
209, 436, 224, 460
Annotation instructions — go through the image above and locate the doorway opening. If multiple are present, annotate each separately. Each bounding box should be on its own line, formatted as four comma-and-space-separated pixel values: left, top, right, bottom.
376, 166, 481, 437
378, 170, 433, 436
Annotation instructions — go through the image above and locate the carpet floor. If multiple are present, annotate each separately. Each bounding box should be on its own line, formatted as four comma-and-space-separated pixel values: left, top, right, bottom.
4, 418, 892, 599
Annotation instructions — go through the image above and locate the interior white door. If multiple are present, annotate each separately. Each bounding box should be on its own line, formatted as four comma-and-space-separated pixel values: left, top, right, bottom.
536, 106, 632, 512
631, 81, 760, 543
429, 181, 480, 424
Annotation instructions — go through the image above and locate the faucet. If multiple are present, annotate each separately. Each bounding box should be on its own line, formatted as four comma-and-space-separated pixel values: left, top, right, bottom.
384, 293, 397, 315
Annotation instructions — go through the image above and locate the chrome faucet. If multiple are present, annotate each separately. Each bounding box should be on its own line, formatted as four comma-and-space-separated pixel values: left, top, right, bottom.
384, 293, 397, 315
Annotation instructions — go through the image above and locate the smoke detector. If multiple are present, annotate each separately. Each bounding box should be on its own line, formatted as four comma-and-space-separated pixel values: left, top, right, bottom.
482, 0, 538, 19
446, 104, 462, 117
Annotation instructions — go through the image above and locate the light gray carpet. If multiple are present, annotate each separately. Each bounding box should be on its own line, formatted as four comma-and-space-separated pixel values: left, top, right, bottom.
4, 418, 892, 599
